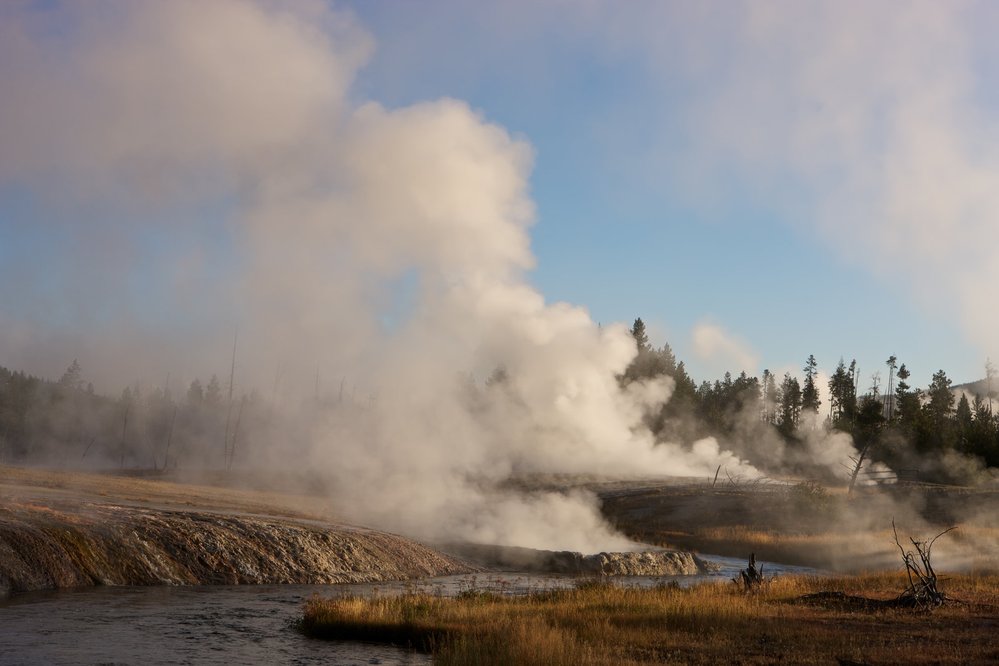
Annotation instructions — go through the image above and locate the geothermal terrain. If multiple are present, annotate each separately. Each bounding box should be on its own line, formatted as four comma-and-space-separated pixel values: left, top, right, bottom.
0, 466, 474, 597
3, 465, 998, 599
0, 466, 710, 597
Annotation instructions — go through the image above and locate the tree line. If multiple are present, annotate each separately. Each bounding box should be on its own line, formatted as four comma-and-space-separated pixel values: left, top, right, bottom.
0, 360, 270, 470
2, 320, 998, 483
622, 318, 999, 483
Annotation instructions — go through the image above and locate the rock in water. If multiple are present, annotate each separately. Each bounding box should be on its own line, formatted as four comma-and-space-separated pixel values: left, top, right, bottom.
579, 550, 707, 576
443, 542, 712, 576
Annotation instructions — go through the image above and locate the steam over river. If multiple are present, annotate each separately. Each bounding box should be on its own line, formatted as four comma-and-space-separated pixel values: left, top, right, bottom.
0, 558, 817, 665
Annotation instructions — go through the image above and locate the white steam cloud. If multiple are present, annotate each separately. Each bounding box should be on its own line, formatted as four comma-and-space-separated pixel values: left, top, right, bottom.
380, 1, 999, 374
0, 0, 756, 551
633, 1, 999, 364
691, 322, 759, 376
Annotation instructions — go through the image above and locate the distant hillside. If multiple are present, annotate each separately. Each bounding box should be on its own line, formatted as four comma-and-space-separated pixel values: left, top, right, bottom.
953, 378, 994, 397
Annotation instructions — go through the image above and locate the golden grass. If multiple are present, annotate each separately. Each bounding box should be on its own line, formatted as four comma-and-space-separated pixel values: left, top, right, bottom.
302, 573, 999, 665
0, 465, 335, 521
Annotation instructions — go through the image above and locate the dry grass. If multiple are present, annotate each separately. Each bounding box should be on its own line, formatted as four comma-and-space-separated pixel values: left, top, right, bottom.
0, 465, 335, 521
303, 573, 999, 665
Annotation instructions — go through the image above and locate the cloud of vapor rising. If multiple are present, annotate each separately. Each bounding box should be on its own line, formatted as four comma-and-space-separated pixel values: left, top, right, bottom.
0, 0, 756, 551
691, 322, 759, 377
642, 1, 999, 365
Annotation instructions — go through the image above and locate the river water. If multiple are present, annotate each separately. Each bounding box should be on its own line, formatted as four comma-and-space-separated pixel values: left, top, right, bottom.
0, 556, 818, 665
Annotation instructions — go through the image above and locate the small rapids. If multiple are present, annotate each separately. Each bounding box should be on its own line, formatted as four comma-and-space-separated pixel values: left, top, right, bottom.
0, 499, 472, 597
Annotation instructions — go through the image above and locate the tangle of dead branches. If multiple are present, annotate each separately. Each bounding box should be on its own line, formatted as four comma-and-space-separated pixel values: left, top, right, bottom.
798, 522, 957, 612
892, 519, 955, 609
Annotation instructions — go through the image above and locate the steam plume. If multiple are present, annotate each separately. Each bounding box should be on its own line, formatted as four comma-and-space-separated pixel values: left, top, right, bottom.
0, 0, 755, 551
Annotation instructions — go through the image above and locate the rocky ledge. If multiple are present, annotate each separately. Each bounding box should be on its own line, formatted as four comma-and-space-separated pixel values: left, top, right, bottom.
0, 499, 474, 597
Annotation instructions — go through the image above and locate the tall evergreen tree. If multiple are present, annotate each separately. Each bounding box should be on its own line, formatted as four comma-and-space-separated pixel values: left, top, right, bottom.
778, 373, 802, 437
623, 317, 657, 381
894, 363, 922, 433
956, 393, 973, 451
926, 369, 955, 422
884, 355, 898, 420
920, 369, 956, 453
828, 359, 857, 427
762, 369, 778, 424
970, 394, 999, 466
630, 318, 651, 354
58, 359, 83, 391
801, 354, 820, 415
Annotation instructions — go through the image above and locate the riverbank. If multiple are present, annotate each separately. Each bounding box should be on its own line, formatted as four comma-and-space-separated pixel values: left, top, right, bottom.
302, 571, 999, 664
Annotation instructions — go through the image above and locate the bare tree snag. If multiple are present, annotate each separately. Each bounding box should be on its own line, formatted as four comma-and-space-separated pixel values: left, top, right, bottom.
798, 522, 957, 611
734, 553, 766, 592
892, 519, 955, 609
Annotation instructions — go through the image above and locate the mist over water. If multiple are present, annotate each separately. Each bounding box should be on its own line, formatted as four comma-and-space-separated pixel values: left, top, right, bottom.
0, 0, 764, 552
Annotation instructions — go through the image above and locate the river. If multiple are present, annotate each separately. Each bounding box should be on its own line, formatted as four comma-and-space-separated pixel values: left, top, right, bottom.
0, 556, 818, 665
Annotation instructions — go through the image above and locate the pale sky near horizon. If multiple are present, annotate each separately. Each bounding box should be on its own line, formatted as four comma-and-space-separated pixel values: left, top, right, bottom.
2, 1, 998, 392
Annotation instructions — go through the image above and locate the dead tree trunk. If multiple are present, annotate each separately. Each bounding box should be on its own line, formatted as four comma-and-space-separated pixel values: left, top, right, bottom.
847, 444, 870, 495
735, 553, 766, 592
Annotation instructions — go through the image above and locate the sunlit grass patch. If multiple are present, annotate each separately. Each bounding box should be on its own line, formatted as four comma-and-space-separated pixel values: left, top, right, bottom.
302, 573, 999, 665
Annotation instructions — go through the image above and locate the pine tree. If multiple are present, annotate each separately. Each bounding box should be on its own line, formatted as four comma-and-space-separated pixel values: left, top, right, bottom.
58, 359, 83, 391
762, 369, 778, 424
920, 369, 956, 453
205, 375, 223, 407
884, 355, 898, 420
630, 318, 651, 354
894, 363, 922, 433
623, 318, 656, 382
801, 354, 820, 415
778, 373, 802, 436
956, 393, 973, 451
926, 370, 954, 422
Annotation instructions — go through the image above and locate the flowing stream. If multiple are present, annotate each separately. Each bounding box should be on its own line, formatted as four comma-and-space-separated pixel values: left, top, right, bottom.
0, 556, 819, 665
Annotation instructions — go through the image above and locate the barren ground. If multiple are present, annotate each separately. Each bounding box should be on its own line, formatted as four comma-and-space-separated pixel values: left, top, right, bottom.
0, 465, 474, 596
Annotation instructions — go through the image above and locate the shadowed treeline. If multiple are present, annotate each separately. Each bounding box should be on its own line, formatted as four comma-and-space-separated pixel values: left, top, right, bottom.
621, 318, 999, 485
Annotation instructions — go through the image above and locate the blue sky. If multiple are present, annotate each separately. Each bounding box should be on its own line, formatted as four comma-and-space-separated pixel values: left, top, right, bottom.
340, 1, 993, 388
1, 1, 997, 392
